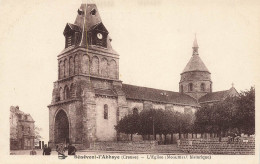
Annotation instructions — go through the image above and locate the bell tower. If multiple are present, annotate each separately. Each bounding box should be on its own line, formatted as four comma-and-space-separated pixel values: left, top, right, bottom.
179, 36, 212, 100
48, 3, 127, 149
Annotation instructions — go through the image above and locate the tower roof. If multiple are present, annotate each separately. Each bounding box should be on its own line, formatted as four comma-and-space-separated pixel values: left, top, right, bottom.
60, 3, 118, 55
182, 54, 210, 74
74, 3, 102, 46
74, 4, 102, 32
182, 37, 210, 74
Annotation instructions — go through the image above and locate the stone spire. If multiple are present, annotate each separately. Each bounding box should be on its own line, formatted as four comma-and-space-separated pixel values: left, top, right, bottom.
192, 34, 199, 55
74, 3, 102, 47
182, 36, 210, 74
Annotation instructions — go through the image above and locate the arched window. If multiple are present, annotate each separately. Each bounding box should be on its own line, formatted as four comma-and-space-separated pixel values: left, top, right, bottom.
59, 87, 63, 101
133, 108, 138, 115
70, 83, 75, 98
180, 85, 184, 93
76, 85, 82, 97
91, 56, 99, 75
200, 83, 205, 91
64, 59, 68, 77
64, 85, 70, 99
104, 104, 108, 119
59, 61, 64, 78
109, 60, 117, 79
81, 55, 90, 74
188, 83, 193, 92
101, 58, 108, 77
74, 54, 79, 75
69, 57, 74, 76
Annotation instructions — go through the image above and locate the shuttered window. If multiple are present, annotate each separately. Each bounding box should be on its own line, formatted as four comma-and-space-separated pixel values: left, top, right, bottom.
67, 36, 72, 47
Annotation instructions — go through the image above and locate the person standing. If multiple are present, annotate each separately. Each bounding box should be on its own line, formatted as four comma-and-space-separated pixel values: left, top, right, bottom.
67, 143, 77, 155
43, 144, 51, 155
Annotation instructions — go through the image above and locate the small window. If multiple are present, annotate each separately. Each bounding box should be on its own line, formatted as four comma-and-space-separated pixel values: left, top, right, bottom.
188, 83, 193, 92
104, 104, 108, 119
133, 108, 138, 115
90, 9, 96, 15
24, 115, 28, 120
28, 127, 30, 133
210, 84, 212, 92
21, 126, 24, 131
64, 85, 70, 99
66, 36, 72, 48
200, 83, 205, 91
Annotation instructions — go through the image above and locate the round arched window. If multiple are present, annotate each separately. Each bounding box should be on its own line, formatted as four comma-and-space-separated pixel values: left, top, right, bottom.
104, 104, 108, 119
188, 83, 193, 92
200, 83, 205, 91
133, 108, 138, 115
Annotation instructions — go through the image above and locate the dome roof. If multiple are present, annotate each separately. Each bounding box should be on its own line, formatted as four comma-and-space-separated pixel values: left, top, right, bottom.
182, 54, 210, 74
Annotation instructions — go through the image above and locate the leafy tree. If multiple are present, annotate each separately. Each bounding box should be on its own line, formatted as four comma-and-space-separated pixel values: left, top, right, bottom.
195, 99, 236, 141
138, 109, 154, 138
115, 113, 140, 140
180, 112, 194, 138
234, 87, 255, 135
194, 87, 255, 140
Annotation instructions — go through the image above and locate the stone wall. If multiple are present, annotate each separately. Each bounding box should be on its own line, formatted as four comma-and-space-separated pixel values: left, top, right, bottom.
48, 100, 82, 147
89, 141, 158, 152
95, 96, 118, 141
57, 50, 119, 80
180, 71, 212, 100
178, 137, 255, 155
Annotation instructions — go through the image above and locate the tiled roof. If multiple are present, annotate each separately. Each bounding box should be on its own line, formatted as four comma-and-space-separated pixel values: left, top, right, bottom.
122, 84, 199, 107
67, 23, 81, 32
182, 54, 210, 74
10, 106, 35, 122
199, 90, 229, 103
199, 87, 239, 103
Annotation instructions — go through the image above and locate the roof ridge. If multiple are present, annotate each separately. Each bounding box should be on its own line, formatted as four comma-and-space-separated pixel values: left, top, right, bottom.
122, 83, 178, 93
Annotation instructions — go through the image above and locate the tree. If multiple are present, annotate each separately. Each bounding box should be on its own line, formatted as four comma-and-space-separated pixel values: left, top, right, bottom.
234, 87, 255, 135
180, 112, 194, 138
115, 114, 140, 141
165, 110, 180, 143
34, 126, 43, 145
194, 98, 236, 141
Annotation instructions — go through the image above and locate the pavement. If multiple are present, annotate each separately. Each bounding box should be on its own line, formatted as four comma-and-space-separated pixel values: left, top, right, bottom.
10, 144, 185, 155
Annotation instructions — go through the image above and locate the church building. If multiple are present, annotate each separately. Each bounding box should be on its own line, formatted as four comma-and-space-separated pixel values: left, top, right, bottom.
48, 3, 238, 149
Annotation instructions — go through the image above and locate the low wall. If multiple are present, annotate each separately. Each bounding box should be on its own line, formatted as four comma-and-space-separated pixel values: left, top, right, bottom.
90, 141, 158, 151
178, 137, 255, 155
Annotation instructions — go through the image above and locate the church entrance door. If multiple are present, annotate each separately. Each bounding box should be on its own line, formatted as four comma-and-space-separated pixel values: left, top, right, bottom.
54, 110, 69, 144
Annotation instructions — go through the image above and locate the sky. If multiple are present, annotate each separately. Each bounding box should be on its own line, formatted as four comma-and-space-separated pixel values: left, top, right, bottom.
0, 0, 259, 142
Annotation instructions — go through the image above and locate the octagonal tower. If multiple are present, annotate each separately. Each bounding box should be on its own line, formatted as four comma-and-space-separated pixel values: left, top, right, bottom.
179, 36, 212, 100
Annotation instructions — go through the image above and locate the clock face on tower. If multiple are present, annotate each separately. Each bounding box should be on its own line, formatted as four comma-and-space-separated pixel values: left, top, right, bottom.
90, 31, 107, 47
97, 33, 103, 39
